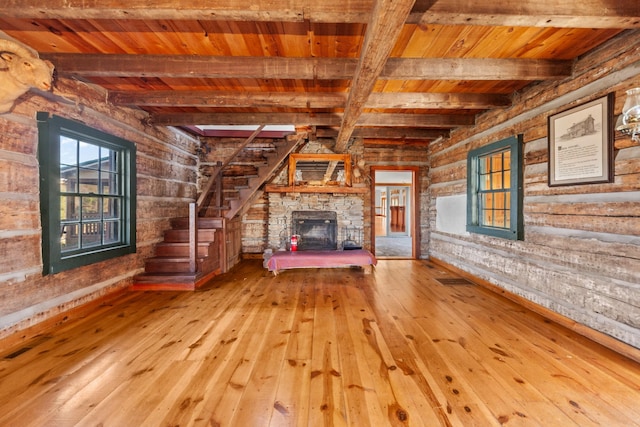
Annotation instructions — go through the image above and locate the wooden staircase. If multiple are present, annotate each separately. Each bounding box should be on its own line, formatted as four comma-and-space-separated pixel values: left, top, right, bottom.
132, 217, 224, 291
201, 132, 302, 219
131, 129, 305, 291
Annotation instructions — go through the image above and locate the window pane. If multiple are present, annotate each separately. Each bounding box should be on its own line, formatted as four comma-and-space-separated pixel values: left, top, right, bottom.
79, 168, 100, 193
505, 210, 511, 228
102, 148, 118, 172
482, 193, 493, 210
479, 156, 490, 174
480, 173, 491, 190
101, 172, 119, 195
494, 209, 505, 227
82, 196, 101, 220
494, 192, 505, 209
503, 151, 511, 170
491, 153, 503, 171
481, 209, 493, 226
61, 223, 80, 252
491, 171, 503, 189
79, 142, 100, 169
60, 196, 80, 221
81, 222, 102, 248
60, 167, 78, 193
103, 197, 120, 219
104, 221, 121, 244
60, 136, 78, 166
503, 169, 511, 188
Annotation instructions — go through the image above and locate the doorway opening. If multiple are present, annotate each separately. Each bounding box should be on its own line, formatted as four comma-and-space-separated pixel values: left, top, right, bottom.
372, 169, 416, 258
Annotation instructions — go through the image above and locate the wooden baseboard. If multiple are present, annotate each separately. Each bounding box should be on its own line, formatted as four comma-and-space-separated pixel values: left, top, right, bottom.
429, 257, 640, 364
0, 286, 130, 354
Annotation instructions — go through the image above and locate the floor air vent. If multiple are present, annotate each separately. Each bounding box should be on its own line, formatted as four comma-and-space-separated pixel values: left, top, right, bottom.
435, 277, 474, 286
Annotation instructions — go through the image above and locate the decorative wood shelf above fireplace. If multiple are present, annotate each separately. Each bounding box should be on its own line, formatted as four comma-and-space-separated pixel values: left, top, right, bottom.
265, 153, 367, 194
264, 185, 367, 194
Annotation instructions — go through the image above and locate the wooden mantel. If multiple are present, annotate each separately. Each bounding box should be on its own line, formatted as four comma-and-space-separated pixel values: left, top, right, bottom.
265, 152, 367, 193
264, 184, 367, 194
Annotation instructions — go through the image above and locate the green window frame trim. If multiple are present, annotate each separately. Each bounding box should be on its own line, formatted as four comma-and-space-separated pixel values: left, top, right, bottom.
466, 134, 524, 240
38, 112, 136, 275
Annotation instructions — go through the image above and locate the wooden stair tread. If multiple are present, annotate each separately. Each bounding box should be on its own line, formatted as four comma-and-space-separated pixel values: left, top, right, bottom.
170, 217, 224, 229
135, 271, 199, 279
164, 229, 217, 243
132, 267, 221, 291
146, 256, 205, 262
134, 212, 224, 291
157, 241, 212, 247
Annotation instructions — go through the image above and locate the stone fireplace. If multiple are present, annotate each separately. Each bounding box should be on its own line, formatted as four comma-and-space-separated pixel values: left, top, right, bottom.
265, 141, 367, 251
292, 210, 337, 251
267, 192, 364, 251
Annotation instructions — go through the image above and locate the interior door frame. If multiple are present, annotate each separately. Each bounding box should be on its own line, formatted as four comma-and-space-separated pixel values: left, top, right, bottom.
370, 166, 419, 258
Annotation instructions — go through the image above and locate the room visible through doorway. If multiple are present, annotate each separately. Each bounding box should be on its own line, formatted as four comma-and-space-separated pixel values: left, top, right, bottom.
373, 169, 414, 258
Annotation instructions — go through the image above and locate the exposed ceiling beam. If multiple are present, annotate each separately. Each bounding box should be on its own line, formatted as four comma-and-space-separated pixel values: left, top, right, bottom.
356, 112, 473, 127
109, 90, 511, 110
3, 0, 639, 28
150, 112, 474, 127
43, 54, 573, 81
0, 0, 373, 23
409, 1, 640, 28
364, 138, 431, 146
317, 127, 447, 140
335, 0, 417, 152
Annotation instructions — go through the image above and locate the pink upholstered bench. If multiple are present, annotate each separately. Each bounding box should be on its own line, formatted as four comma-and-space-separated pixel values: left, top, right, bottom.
266, 249, 377, 275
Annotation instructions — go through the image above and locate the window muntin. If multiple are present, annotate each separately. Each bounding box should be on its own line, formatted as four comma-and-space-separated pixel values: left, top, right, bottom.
478, 149, 511, 229
467, 135, 523, 240
59, 139, 123, 254
38, 113, 136, 275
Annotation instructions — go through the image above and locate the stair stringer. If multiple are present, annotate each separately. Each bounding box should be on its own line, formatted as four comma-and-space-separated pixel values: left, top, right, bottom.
224, 134, 303, 220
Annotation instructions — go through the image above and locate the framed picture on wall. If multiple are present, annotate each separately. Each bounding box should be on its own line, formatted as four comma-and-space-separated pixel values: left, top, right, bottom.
548, 93, 614, 186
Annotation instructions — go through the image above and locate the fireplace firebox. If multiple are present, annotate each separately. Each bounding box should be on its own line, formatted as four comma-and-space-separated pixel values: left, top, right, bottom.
292, 211, 337, 251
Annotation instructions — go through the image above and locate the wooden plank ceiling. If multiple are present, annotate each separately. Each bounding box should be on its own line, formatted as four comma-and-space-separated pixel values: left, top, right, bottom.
1, 1, 638, 149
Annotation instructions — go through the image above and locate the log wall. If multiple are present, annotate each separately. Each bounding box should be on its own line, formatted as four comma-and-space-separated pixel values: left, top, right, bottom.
428, 30, 640, 349
0, 77, 199, 340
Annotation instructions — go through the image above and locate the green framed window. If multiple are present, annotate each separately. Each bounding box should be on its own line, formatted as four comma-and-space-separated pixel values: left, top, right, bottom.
38, 113, 136, 275
467, 135, 523, 240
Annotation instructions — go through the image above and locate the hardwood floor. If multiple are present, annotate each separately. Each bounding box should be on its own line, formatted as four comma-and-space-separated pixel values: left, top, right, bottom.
1, 259, 639, 426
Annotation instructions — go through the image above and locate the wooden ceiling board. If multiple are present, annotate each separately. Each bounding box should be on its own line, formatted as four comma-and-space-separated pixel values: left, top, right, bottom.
91, 76, 353, 94
505, 28, 624, 59
394, 25, 623, 60
374, 79, 529, 95
0, 1, 637, 145
0, 18, 365, 58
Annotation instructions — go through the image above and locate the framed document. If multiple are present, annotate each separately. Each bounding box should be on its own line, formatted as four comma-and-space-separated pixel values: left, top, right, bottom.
548, 93, 614, 186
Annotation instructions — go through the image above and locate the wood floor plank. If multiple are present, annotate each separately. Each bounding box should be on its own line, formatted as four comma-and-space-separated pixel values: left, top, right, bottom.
307, 275, 350, 426
411, 272, 640, 426
197, 272, 284, 425
0, 259, 638, 426
230, 271, 303, 426
270, 273, 315, 426
335, 276, 412, 425
367, 260, 510, 426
